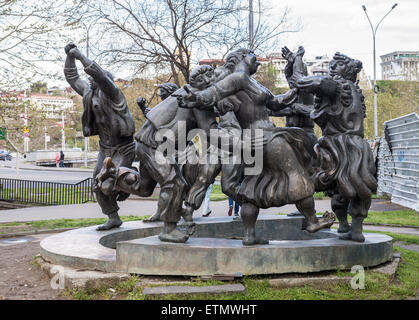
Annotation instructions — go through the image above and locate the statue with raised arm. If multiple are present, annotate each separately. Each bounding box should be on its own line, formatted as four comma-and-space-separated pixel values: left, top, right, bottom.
296, 52, 377, 242
64, 42, 135, 231
94, 63, 243, 243
271, 46, 317, 148
270, 46, 318, 217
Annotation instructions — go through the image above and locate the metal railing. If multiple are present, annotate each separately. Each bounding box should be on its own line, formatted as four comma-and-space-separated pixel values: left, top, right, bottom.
0, 177, 96, 206
377, 112, 419, 211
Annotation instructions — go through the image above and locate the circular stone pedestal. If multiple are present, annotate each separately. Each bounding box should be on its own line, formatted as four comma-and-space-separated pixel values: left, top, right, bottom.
40, 215, 393, 276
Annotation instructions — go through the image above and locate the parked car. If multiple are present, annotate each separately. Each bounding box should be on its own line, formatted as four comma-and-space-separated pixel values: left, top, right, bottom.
0, 150, 12, 161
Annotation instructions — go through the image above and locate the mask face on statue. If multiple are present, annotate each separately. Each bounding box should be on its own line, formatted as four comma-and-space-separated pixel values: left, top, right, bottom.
159, 88, 169, 100
189, 65, 216, 90
329, 59, 348, 78
190, 70, 215, 90
329, 52, 362, 82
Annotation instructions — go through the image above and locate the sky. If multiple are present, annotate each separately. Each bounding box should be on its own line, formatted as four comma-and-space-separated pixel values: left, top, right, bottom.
273, 0, 419, 80
46, 0, 418, 87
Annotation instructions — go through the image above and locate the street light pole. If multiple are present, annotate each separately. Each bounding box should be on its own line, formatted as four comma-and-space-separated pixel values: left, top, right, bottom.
362, 3, 398, 138
249, 0, 254, 50
81, 21, 95, 167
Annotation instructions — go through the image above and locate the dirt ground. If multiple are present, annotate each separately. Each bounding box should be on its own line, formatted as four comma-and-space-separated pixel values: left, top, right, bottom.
0, 234, 69, 300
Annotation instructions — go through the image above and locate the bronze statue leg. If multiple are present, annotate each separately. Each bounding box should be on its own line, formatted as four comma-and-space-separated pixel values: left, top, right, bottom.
339, 197, 371, 242
240, 202, 269, 246
93, 146, 134, 231
331, 193, 351, 233
295, 196, 335, 232
183, 161, 221, 221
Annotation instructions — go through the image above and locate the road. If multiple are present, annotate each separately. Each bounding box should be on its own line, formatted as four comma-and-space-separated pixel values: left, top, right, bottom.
0, 166, 92, 183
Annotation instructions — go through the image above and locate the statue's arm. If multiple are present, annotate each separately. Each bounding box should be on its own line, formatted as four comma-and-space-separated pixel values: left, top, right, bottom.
269, 107, 293, 117
64, 54, 89, 96
68, 47, 123, 103
83, 61, 123, 103
266, 88, 298, 112
178, 72, 249, 110
296, 76, 339, 98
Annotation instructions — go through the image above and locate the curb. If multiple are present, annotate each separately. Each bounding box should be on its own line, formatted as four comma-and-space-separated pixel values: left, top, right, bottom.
0, 227, 76, 239
1, 164, 93, 173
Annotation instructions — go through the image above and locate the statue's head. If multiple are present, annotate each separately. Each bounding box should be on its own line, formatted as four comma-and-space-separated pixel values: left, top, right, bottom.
189, 65, 215, 90
329, 52, 362, 82
88, 71, 114, 91
158, 82, 179, 100
224, 48, 260, 75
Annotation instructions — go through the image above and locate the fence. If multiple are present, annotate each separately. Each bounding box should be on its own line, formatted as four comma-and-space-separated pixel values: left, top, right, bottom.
0, 177, 96, 206
376, 112, 419, 211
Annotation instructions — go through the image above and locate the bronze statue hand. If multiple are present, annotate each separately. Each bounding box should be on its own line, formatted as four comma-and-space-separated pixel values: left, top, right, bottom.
176, 85, 201, 109
136, 96, 146, 108
281, 46, 294, 62
64, 42, 77, 55
282, 88, 298, 105
296, 46, 305, 57
68, 47, 83, 60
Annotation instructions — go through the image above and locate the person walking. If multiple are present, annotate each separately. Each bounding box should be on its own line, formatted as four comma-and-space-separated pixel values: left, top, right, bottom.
55, 151, 60, 167
59, 150, 65, 167
227, 197, 240, 217
201, 184, 213, 217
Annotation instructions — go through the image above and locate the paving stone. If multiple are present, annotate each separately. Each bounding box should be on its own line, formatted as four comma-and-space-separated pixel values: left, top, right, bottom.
142, 284, 246, 299
34, 256, 130, 292
373, 258, 401, 278
267, 276, 351, 289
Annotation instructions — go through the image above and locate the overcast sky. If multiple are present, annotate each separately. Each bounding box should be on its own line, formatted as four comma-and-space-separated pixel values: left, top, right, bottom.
274, 0, 419, 80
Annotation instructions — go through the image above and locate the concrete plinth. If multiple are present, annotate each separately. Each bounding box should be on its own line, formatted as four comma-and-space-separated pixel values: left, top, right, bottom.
40, 215, 393, 276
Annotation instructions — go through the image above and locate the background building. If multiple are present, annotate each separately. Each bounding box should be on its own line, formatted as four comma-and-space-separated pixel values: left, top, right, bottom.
381, 51, 419, 81
18, 93, 74, 119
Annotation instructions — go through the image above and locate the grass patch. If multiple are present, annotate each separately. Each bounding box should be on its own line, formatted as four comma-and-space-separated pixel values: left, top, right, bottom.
362, 210, 419, 227
278, 210, 419, 227
0, 215, 150, 233
210, 184, 228, 201
362, 229, 419, 245
66, 246, 419, 300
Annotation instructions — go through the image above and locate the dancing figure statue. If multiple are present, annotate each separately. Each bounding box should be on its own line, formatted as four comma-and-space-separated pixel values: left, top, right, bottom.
296, 52, 377, 242
64, 43, 135, 231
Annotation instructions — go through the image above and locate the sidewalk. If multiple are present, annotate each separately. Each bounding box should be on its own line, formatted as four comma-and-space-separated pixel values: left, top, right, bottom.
0, 198, 417, 236
0, 160, 93, 173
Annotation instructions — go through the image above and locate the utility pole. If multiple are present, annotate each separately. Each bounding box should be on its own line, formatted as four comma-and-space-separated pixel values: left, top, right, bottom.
362, 3, 398, 138
249, 0, 254, 50
81, 21, 95, 167
61, 112, 65, 151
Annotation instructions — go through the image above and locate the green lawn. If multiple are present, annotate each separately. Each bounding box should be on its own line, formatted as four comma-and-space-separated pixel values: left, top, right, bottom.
59, 228, 419, 300
279, 210, 419, 227
0, 215, 149, 234
65, 244, 419, 300
209, 186, 328, 202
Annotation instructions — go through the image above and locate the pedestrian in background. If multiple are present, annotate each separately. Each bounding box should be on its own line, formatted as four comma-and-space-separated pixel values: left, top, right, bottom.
55, 151, 60, 167
59, 150, 65, 167
201, 184, 213, 217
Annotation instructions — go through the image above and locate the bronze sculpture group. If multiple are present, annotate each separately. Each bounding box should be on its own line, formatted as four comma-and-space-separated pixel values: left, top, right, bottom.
65, 42, 377, 245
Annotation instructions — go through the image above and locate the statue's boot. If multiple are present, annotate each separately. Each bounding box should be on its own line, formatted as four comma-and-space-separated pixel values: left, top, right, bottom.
96, 211, 123, 231
159, 222, 189, 243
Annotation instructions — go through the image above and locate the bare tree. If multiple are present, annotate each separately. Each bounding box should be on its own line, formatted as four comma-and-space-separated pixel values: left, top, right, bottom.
0, 0, 71, 92
65, 0, 301, 86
